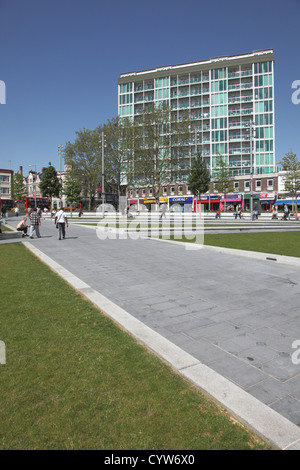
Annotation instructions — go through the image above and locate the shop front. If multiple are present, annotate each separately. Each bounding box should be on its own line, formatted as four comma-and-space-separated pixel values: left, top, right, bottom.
141, 198, 157, 211
220, 194, 244, 211
244, 194, 260, 212
193, 195, 220, 211
259, 193, 277, 211
169, 196, 193, 212
128, 199, 138, 211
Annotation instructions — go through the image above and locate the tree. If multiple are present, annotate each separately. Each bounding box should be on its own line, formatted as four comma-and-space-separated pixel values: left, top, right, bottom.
187, 153, 210, 211
11, 173, 27, 200
39, 164, 61, 207
213, 154, 234, 211
63, 170, 82, 218
126, 103, 191, 204
279, 151, 300, 214
96, 116, 137, 211
64, 129, 102, 210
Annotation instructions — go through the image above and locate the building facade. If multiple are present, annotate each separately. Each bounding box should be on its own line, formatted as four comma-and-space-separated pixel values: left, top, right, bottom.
118, 49, 275, 179
0, 169, 13, 198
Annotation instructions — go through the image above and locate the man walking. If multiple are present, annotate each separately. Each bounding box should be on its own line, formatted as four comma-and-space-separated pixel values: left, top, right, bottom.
29, 207, 41, 238
55, 207, 68, 240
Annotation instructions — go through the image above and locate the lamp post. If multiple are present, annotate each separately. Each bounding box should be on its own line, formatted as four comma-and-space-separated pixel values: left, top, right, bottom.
58, 145, 63, 207
249, 120, 256, 220
99, 132, 106, 218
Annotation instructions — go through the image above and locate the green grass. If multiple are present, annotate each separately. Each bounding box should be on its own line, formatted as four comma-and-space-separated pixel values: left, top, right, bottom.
0, 244, 270, 450
0, 224, 12, 232
203, 232, 300, 257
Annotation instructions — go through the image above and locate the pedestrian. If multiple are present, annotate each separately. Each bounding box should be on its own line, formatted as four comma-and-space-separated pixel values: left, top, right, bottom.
17, 216, 29, 236
14, 206, 19, 217
215, 208, 221, 219
160, 203, 167, 219
271, 206, 278, 219
282, 204, 289, 220
29, 207, 41, 238
55, 207, 68, 240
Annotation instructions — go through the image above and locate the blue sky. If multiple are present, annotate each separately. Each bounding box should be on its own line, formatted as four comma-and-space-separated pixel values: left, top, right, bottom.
0, 0, 299, 175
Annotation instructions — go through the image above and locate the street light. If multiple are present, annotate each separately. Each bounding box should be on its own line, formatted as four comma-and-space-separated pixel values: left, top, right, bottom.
249, 120, 256, 220
99, 132, 106, 218
58, 145, 63, 207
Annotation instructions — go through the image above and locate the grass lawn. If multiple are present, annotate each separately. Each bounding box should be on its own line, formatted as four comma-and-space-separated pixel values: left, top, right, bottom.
0, 224, 12, 232
0, 243, 270, 450
203, 231, 300, 258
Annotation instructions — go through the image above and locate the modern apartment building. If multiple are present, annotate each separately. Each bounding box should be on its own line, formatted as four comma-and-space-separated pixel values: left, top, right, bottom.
118, 49, 275, 180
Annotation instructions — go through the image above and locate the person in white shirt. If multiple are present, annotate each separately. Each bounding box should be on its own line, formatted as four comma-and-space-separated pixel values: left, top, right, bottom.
55, 207, 68, 240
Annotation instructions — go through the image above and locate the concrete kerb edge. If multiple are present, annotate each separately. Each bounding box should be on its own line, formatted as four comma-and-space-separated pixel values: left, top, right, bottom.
21, 240, 300, 450
142, 236, 300, 268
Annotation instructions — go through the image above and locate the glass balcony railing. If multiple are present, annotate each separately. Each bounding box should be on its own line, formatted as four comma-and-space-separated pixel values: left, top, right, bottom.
228, 108, 253, 116
228, 83, 252, 91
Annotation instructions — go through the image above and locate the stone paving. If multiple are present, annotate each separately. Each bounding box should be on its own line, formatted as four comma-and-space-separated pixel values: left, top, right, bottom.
4, 217, 300, 432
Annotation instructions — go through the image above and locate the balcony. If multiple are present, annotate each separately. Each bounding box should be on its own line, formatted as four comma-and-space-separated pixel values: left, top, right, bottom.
228, 70, 252, 79
228, 108, 253, 116
228, 83, 252, 91
229, 147, 251, 155
228, 95, 253, 104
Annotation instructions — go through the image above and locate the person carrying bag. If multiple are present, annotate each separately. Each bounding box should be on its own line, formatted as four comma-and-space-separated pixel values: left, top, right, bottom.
55, 207, 68, 240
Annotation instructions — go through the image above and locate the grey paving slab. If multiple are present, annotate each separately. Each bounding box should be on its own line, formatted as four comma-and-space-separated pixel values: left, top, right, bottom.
5, 218, 300, 449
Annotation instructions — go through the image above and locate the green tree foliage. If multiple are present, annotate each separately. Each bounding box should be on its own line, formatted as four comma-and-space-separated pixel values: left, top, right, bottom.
63, 171, 82, 217
126, 103, 191, 202
11, 173, 27, 200
279, 151, 300, 213
39, 164, 61, 202
96, 116, 135, 206
187, 153, 210, 199
64, 129, 101, 210
213, 154, 234, 211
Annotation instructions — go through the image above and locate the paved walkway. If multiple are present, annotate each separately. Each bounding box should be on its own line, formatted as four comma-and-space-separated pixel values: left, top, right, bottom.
3, 216, 300, 449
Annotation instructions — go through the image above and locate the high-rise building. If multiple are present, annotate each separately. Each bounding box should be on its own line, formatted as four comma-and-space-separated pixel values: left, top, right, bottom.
118, 49, 275, 179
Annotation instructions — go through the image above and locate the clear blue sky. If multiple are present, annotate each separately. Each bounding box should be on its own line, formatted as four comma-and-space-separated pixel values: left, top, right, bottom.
0, 0, 299, 175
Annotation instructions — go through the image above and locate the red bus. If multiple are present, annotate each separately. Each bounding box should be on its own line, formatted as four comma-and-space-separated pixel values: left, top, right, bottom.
24, 197, 51, 210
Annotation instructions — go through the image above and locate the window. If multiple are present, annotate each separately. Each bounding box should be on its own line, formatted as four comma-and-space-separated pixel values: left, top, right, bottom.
268, 179, 273, 187
149, 188, 153, 196
211, 68, 226, 80
0, 187, 10, 194
163, 187, 167, 195
234, 181, 239, 191
119, 83, 132, 94
255, 180, 261, 189
155, 77, 170, 88
0, 175, 9, 182
244, 181, 250, 190
142, 188, 145, 196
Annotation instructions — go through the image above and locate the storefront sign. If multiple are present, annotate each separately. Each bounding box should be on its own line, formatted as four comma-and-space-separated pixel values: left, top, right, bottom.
169, 197, 193, 203
220, 194, 243, 201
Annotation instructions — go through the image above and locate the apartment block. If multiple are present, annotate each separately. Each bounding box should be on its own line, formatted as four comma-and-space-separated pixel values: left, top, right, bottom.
118, 49, 275, 179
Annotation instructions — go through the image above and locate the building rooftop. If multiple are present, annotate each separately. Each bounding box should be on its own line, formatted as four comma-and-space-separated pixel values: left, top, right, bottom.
119, 49, 274, 82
